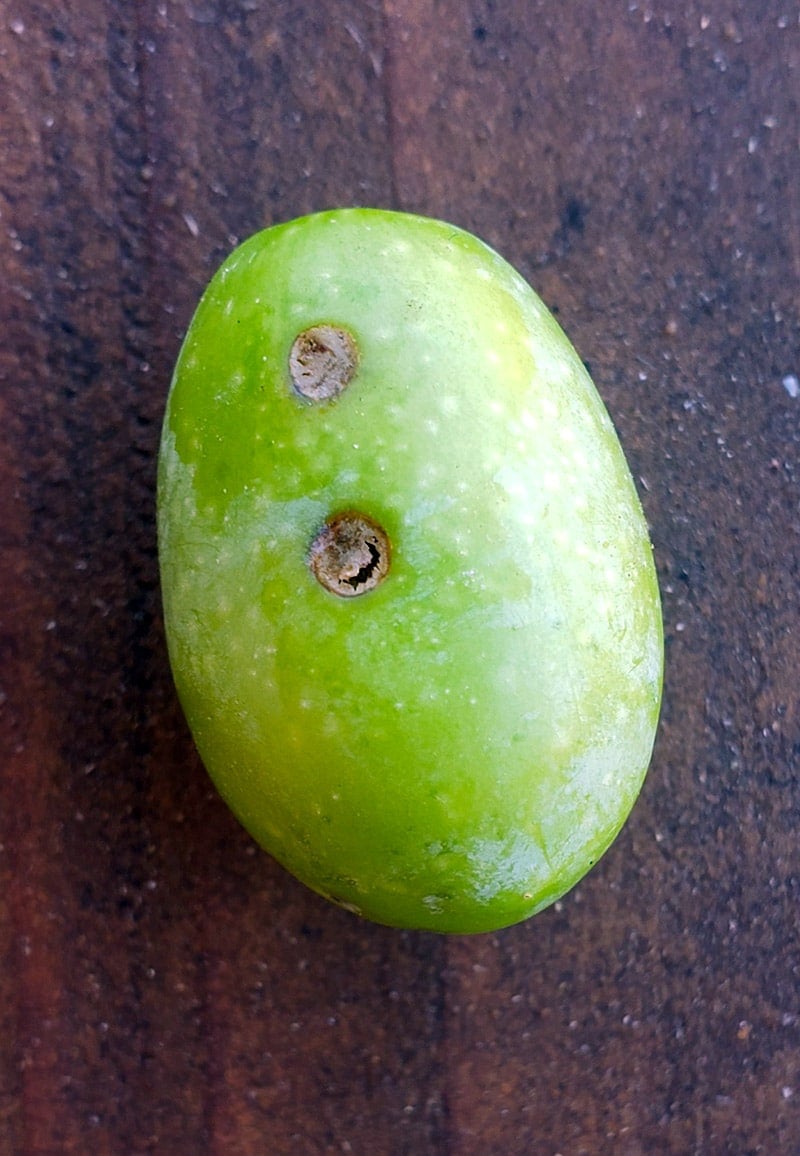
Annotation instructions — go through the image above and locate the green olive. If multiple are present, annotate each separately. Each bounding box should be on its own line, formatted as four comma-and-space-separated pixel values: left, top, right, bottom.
157, 209, 663, 933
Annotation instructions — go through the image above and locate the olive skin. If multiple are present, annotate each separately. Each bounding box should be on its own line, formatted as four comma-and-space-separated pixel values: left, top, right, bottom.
157, 209, 663, 933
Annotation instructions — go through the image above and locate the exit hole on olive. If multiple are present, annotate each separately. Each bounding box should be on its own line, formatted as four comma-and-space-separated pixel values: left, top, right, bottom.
289, 324, 358, 402
308, 512, 390, 597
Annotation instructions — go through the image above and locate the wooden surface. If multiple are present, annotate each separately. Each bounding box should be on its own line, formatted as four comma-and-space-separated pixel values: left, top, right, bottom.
2, 2, 799, 1152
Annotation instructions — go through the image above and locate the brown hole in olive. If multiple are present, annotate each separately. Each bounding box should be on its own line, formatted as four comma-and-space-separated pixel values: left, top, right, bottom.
308, 511, 391, 597
289, 324, 358, 402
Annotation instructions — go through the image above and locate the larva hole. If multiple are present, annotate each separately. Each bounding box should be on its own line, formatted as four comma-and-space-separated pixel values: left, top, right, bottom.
308, 511, 391, 597
289, 325, 358, 402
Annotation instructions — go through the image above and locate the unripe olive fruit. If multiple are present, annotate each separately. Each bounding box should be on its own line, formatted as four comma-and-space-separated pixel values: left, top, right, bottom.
158, 209, 663, 933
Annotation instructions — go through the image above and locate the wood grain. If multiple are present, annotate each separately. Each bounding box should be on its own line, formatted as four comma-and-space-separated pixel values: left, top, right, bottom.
1, 1, 799, 1152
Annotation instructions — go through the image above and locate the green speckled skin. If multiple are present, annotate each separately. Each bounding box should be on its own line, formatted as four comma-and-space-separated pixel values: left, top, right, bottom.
157, 209, 663, 933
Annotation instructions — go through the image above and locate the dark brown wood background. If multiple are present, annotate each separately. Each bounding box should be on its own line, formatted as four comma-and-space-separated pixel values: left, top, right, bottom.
2, 2, 799, 1152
